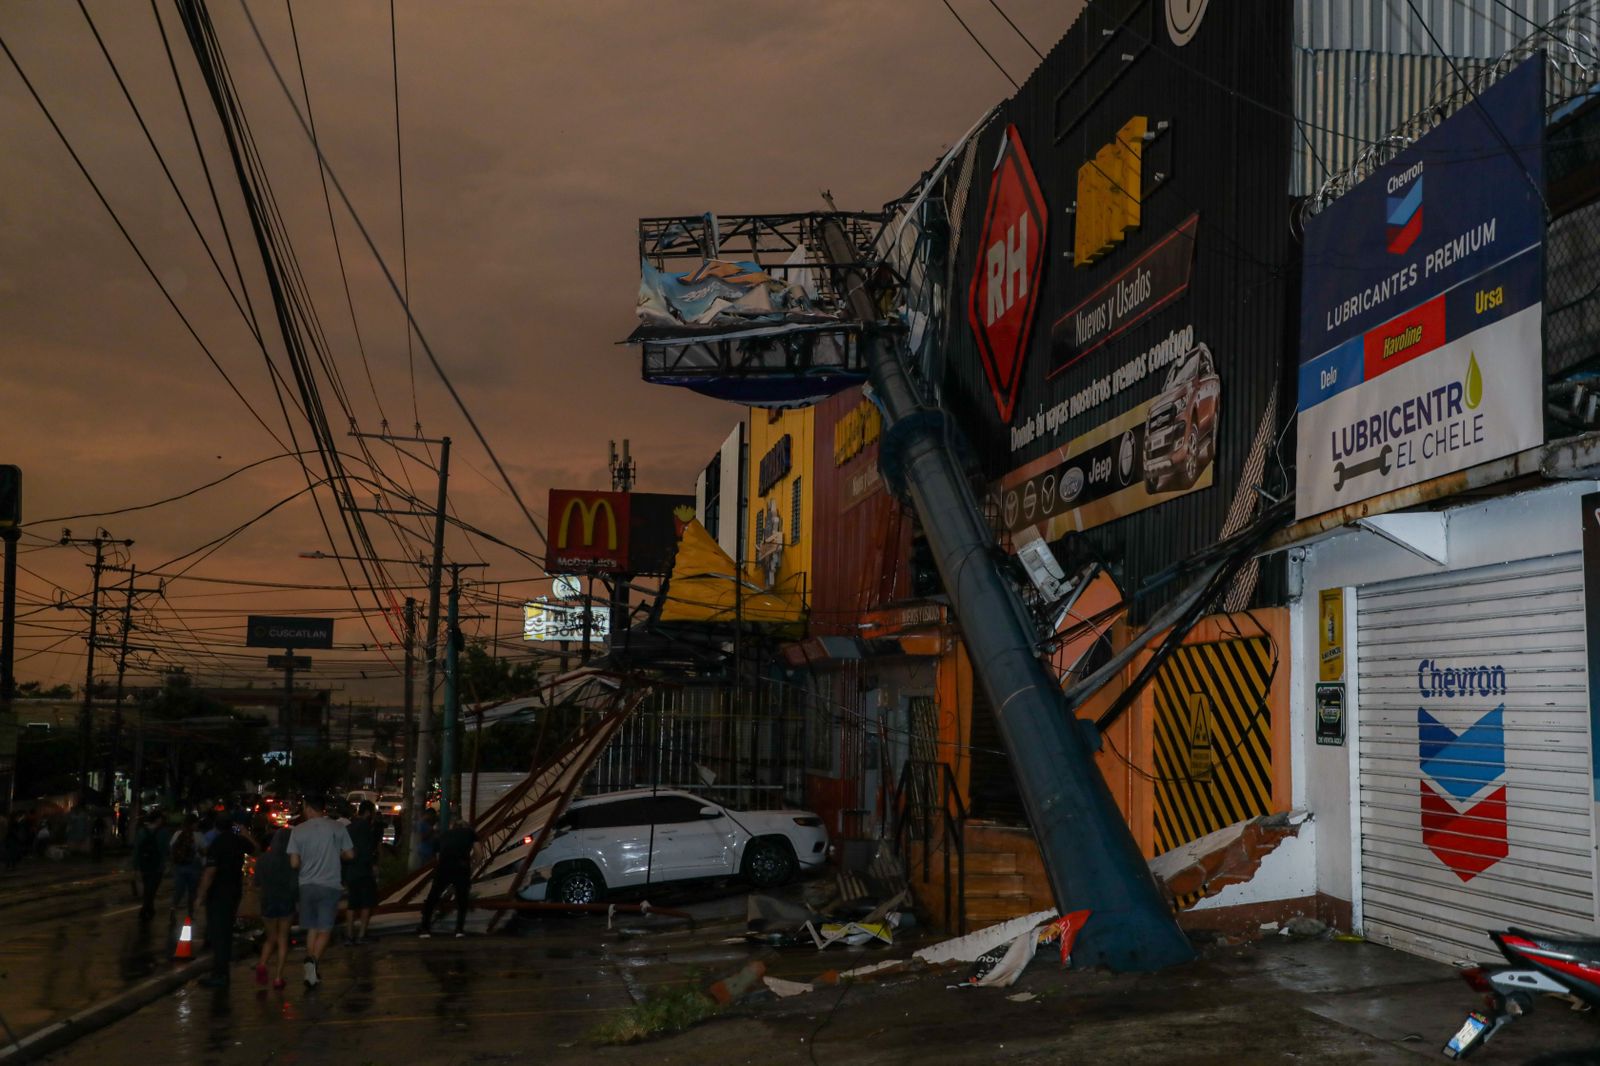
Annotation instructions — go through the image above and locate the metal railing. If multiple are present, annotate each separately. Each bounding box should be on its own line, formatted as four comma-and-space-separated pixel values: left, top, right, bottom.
892, 759, 968, 935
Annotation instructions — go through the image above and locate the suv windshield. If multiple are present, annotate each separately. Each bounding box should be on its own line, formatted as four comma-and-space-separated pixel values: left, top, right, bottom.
1164, 353, 1199, 389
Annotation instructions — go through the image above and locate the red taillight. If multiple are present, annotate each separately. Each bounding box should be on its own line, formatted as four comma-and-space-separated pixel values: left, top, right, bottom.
1459, 966, 1494, 994
521, 834, 534, 846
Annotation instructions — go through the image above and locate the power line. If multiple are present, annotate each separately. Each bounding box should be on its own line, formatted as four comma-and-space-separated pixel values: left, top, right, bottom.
987, 0, 1044, 61
1400, 0, 1551, 217
0, 27, 291, 454
389, 0, 420, 433
940, 0, 1018, 89
239, 0, 552, 555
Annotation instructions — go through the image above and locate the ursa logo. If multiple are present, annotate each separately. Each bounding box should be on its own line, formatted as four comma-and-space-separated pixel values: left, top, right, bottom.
1416, 657, 1508, 882
1386, 162, 1424, 255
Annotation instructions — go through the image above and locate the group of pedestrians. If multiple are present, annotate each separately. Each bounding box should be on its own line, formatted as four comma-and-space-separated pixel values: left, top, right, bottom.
123, 794, 480, 991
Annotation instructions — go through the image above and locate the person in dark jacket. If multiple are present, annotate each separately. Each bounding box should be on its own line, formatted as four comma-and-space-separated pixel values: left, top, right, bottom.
133, 810, 166, 921
343, 802, 381, 945
419, 819, 477, 938
197, 814, 257, 988
254, 827, 296, 989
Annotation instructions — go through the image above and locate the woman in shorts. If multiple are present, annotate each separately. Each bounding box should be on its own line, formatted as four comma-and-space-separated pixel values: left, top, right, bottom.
255, 828, 296, 989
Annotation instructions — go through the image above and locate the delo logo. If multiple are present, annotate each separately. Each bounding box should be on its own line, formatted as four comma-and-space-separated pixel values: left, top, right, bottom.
1385, 162, 1424, 255
1416, 658, 1508, 882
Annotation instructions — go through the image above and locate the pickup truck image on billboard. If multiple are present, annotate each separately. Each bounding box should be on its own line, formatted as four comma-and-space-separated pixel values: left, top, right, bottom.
1142, 343, 1220, 492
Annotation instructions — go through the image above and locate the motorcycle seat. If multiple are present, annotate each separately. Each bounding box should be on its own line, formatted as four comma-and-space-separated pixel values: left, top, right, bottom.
1505, 928, 1600, 966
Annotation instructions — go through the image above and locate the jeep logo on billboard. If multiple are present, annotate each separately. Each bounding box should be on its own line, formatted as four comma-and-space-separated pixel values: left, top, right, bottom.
968, 123, 1048, 424
546, 489, 631, 574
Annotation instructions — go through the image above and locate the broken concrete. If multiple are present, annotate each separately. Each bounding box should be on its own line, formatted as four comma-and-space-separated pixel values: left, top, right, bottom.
1149, 810, 1309, 905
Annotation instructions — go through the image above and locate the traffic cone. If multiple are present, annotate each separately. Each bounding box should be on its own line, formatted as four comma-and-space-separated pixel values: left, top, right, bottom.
174, 916, 194, 960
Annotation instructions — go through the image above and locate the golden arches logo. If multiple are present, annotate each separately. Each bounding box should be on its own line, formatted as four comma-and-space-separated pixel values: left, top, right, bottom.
556, 496, 619, 550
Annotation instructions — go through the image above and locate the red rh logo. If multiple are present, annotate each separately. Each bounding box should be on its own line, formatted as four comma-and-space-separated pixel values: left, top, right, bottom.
967, 124, 1048, 424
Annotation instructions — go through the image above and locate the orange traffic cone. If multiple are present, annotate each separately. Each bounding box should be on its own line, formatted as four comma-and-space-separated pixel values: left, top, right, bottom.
174, 916, 194, 960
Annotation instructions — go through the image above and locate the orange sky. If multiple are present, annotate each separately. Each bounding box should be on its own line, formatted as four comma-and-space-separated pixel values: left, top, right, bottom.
1, 0, 1078, 703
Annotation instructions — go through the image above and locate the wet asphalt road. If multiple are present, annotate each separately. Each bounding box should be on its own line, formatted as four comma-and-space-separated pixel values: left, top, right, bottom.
13, 870, 1600, 1065
0, 854, 176, 1042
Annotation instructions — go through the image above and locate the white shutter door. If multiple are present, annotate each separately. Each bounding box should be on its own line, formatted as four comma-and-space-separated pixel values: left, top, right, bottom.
1356, 552, 1597, 964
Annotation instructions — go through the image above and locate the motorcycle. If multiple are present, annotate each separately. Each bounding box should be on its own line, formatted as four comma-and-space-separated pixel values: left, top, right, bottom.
1443, 928, 1600, 1059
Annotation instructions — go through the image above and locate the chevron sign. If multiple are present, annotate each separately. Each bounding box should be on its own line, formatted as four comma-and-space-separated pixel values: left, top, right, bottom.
1418, 704, 1508, 882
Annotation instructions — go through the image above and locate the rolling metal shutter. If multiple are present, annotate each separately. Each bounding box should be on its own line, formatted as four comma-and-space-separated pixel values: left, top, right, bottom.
1356, 553, 1598, 964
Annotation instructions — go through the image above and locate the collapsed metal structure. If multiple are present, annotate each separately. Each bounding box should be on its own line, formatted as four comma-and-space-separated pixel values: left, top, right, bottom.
628, 198, 1198, 970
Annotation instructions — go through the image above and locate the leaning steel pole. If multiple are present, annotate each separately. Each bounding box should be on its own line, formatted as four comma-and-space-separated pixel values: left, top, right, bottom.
820, 221, 1192, 972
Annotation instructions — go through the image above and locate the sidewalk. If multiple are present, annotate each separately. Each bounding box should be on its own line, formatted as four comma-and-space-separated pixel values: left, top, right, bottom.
34, 893, 1600, 1065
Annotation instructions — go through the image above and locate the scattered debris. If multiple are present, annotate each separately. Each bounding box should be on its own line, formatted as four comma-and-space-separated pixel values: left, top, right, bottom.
1259, 921, 1280, 934
1007, 992, 1038, 1003
764, 976, 815, 998
1283, 916, 1328, 938
806, 914, 900, 949
953, 923, 1041, 989
914, 910, 1057, 966
1035, 910, 1091, 967
708, 960, 768, 1005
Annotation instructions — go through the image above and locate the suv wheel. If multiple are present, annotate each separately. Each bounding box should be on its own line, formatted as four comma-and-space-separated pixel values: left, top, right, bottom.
550, 863, 605, 906
1182, 426, 1201, 487
741, 838, 797, 889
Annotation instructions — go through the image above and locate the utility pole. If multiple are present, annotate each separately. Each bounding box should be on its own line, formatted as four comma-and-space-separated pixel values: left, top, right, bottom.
61, 529, 130, 805
438, 561, 486, 831
350, 430, 448, 869
401, 596, 416, 859
609, 441, 636, 655
109, 566, 161, 821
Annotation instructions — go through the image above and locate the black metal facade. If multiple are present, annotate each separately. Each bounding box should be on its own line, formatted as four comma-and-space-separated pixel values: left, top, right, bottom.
940, 0, 1295, 606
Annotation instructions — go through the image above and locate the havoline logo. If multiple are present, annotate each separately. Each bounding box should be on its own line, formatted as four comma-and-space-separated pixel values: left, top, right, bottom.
546, 489, 631, 574
1385, 162, 1424, 255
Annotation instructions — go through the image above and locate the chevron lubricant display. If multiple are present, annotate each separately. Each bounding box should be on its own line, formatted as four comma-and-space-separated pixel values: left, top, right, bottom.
1295, 57, 1546, 520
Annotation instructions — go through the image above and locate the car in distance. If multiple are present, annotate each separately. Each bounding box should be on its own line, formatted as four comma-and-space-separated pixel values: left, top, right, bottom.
1142, 342, 1220, 492
511, 788, 829, 905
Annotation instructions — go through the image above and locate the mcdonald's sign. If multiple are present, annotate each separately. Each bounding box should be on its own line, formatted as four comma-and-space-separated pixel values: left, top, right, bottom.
546, 489, 631, 574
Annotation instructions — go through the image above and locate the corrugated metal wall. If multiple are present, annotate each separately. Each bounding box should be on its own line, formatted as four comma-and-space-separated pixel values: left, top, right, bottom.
1294, 0, 1570, 56
941, 1, 1293, 613
809, 385, 910, 635
1293, 50, 1488, 196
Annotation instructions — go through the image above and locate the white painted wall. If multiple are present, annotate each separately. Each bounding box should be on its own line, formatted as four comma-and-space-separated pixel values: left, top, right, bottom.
1190, 821, 1318, 911
1290, 479, 1600, 909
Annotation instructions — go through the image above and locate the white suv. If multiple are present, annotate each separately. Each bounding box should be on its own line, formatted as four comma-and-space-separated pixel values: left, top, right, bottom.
513, 788, 829, 905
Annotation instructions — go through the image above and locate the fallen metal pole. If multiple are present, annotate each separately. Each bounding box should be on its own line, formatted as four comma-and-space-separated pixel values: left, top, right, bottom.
821, 220, 1192, 972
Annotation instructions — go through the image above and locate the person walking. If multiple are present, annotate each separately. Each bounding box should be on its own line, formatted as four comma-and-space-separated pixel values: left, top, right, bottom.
254, 827, 296, 989
419, 818, 477, 939
287, 794, 353, 988
415, 807, 438, 864
133, 810, 166, 921
197, 813, 257, 989
89, 811, 106, 862
342, 802, 380, 946
169, 813, 203, 915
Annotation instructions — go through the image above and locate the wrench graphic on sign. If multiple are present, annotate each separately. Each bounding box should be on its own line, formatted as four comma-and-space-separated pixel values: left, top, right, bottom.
1332, 444, 1393, 492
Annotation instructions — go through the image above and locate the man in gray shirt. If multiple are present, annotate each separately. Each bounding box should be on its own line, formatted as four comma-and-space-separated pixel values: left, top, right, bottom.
287, 794, 353, 988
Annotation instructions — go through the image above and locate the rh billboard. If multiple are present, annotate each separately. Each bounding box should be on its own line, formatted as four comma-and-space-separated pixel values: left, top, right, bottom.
1295, 57, 1546, 519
